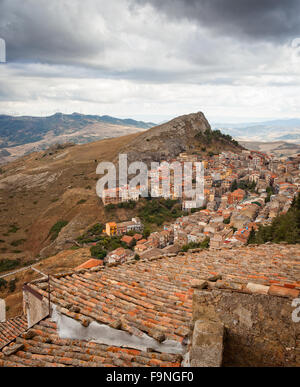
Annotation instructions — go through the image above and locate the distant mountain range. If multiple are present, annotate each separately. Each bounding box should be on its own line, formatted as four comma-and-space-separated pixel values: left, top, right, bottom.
239, 140, 300, 157
1, 113, 300, 165
0, 113, 155, 164
212, 118, 300, 143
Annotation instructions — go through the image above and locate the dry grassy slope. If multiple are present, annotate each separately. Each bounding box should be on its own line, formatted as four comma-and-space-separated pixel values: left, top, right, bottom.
0, 133, 139, 263
0, 247, 92, 318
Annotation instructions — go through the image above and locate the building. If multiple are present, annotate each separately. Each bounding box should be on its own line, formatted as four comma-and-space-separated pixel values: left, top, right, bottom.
105, 247, 134, 264
117, 217, 143, 235
105, 218, 143, 237
105, 222, 117, 236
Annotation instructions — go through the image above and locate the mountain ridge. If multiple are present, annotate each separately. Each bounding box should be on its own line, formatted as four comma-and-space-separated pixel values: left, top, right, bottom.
120, 111, 242, 164
0, 113, 155, 164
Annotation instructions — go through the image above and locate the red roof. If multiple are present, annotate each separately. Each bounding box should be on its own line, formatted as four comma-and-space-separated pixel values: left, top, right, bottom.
75, 259, 103, 270
121, 235, 133, 245
136, 239, 147, 245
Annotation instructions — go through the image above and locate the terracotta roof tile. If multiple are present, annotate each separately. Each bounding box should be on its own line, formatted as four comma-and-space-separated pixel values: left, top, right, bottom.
0, 319, 182, 367
2, 244, 297, 367
75, 259, 103, 270
0, 316, 27, 350
24, 244, 300, 347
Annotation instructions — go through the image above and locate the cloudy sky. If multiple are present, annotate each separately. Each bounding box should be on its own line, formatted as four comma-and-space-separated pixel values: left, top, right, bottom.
0, 0, 300, 123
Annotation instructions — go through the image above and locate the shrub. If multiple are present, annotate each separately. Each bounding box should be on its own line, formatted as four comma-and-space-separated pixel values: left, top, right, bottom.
105, 204, 116, 211
0, 278, 7, 290
0, 259, 20, 273
90, 245, 107, 260
248, 193, 300, 245
88, 223, 103, 235
10, 239, 26, 247
138, 198, 182, 226
8, 224, 19, 234
143, 226, 151, 239
8, 279, 17, 293
181, 238, 210, 252
117, 200, 137, 209
49, 220, 68, 241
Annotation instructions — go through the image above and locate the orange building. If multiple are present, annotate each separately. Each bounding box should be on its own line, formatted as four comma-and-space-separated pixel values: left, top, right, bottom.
105, 222, 117, 236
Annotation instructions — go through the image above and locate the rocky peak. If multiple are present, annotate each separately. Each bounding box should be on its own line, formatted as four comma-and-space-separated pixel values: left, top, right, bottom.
119, 111, 212, 163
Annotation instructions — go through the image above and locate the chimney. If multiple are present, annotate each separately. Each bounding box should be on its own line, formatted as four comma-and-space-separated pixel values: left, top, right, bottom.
0, 298, 5, 322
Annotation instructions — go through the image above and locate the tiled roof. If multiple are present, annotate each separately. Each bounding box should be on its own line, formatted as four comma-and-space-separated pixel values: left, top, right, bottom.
26, 244, 299, 346
0, 316, 28, 350
0, 319, 182, 367
75, 259, 103, 271
121, 235, 133, 245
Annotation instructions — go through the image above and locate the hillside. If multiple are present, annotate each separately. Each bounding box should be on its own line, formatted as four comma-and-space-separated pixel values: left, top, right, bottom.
120, 111, 242, 164
0, 111, 242, 266
0, 113, 155, 164
0, 248, 93, 318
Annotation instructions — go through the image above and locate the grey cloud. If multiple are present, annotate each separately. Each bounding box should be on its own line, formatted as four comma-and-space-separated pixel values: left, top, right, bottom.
0, 0, 295, 80
0, 0, 108, 64
134, 0, 300, 41
0, 0, 300, 122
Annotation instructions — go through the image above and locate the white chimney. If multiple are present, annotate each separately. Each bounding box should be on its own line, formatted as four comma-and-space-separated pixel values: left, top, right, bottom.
0, 298, 5, 322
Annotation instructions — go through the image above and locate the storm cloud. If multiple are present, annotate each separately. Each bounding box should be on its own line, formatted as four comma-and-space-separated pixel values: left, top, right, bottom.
0, 0, 299, 122
135, 0, 300, 41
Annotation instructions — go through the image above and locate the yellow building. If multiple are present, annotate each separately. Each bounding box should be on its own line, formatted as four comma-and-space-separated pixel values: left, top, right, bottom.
105, 222, 117, 236
226, 169, 232, 177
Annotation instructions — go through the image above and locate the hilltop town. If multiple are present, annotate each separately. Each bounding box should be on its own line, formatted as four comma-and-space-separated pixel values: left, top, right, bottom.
93, 148, 300, 265
0, 114, 299, 368
1, 0, 300, 370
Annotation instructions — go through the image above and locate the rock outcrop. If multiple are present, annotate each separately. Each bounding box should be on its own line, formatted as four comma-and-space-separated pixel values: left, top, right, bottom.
119, 112, 212, 164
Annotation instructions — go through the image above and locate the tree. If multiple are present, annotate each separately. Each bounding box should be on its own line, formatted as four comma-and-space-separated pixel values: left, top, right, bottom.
248, 193, 300, 245
0, 278, 7, 290
247, 228, 256, 245
90, 245, 107, 260
129, 238, 136, 250
230, 180, 238, 192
